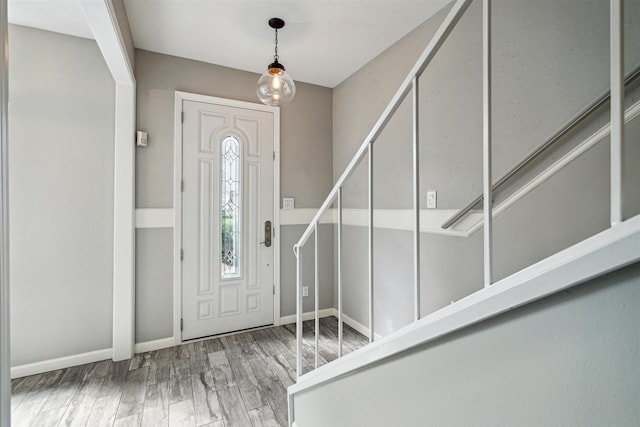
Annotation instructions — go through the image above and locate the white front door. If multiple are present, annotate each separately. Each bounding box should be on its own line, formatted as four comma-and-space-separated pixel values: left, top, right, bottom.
181, 98, 275, 340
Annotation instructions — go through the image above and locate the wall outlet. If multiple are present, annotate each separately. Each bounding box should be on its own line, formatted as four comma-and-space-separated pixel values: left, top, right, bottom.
302, 286, 309, 297
426, 190, 437, 209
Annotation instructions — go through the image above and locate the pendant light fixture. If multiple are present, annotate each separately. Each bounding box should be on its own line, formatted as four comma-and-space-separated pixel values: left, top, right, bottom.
257, 17, 296, 107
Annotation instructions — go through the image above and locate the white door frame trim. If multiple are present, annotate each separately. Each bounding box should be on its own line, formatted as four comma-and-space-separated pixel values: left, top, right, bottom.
173, 91, 281, 345
0, 0, 10, 422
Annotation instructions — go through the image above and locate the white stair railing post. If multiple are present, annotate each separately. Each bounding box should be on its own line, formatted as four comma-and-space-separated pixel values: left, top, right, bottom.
412, 77, 421, 321
291, 0, 472, 252
295, 244, 303, 379
610, 0, 624, 226
482, 0, 493, 288
290, 0, 473, 379
368, 144, 374, 342
337, 188, 343, 357
314, 221, 319, 369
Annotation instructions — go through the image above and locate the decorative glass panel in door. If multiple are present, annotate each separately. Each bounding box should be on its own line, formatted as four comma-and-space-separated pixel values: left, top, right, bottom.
221, 135, 241, 279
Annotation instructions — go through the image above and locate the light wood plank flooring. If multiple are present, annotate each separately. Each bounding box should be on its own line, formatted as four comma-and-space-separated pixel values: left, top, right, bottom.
11, 317, 368, 427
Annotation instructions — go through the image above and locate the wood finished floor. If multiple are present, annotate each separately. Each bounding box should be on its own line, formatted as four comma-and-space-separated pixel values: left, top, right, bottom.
11, 317, 368, 427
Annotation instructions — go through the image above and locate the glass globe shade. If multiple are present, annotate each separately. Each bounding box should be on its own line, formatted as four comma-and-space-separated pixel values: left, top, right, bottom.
257, 66, 296, 107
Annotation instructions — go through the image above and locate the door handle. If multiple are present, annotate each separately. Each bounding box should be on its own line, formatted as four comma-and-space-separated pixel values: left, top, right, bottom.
260, 220, 272, 247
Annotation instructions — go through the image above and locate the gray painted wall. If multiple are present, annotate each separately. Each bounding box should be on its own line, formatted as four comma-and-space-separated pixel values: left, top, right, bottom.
135, 49, 332, 209
135, 228, 173, 342
333, 0, 640, 336
294, 261, 640, 426
624, 113, 640, 220
134, 50, 333, 341
8, 25, 115, 366
340, 226, 415, 334
135, 224, 336, 342
280, 225, 334, 317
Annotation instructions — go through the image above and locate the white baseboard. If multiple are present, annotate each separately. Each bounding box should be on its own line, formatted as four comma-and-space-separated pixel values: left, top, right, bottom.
341, 313, 383, 341
134, 336, 176, 354
9, 313, 381, 379
11, 348, 113, 379
280, 308, 336, 325
280, 308, 382, 341
340, 313, 369, 338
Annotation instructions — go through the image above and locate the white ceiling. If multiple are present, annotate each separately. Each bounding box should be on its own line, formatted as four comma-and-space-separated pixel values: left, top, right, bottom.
8, 0, 450, 88
9, 0, 94, 40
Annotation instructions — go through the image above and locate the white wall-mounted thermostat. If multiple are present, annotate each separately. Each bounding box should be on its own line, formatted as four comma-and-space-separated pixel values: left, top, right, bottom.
283, 198, 295, 210
136, 131, 148, 147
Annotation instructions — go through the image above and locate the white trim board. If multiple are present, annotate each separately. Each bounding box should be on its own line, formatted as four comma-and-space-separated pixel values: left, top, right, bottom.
273, 104, 282, 326
288, 213, 640, 399
135, 207, 473, 236
79, 0, 134, 85
81, 0, 137, 362
280, 208, 323, 226
136, 208, 174, 228
280, 207, 474, 236
0, 2, 10, 422
342, 208, 473, 237
11, 348, 113, 379
137, 101, 640, 236
290, 98, 640, 245
173, 91, 281, 344
285, 93, 640, 238
111, 84, 136, 362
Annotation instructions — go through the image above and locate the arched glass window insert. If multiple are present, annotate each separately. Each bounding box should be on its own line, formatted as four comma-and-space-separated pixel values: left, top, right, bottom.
220, 135, 241, 279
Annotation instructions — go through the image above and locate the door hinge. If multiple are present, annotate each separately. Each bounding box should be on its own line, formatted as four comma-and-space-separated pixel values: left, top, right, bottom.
273, 285, 275, 295
180, 318, 183, 331
181, 111, 184, 123
181, 180, 184, 192
273, 151, 275, 161
180, 249, 184, 261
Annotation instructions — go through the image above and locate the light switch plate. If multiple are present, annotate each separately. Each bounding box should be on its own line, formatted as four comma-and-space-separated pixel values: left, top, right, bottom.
426, 190, 437, 209
283, 198, 295, 210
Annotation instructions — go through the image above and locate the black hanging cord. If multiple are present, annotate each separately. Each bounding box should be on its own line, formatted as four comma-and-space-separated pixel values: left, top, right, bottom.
274, 28, 279, 62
